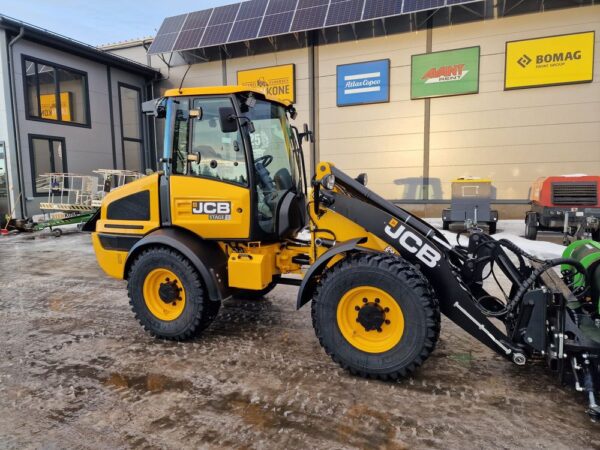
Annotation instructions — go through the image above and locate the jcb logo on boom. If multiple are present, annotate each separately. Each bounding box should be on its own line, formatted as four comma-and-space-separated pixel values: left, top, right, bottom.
192, 201, 231, 220
384, 219, 441, 268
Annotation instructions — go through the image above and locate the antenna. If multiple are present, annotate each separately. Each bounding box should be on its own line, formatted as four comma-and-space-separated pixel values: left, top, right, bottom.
178, 64, 192, 94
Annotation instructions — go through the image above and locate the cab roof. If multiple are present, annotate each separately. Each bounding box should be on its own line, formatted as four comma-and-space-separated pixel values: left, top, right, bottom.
163, 86, 292, 107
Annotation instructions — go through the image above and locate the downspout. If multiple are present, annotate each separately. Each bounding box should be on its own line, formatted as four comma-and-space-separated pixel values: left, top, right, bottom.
7, 26, 26, 218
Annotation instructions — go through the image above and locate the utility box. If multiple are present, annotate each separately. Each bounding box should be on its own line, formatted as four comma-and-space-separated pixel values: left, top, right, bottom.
228, 253, 271, 290
442, 178, 498, 234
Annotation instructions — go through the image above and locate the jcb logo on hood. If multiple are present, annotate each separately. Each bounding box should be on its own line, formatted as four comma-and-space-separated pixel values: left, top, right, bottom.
192, 201, 231, 220
384, 219, 441, 268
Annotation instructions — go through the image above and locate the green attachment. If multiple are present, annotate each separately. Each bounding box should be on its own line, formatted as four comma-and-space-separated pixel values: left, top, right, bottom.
33, 212, 95, 231
562, 239, 600, 313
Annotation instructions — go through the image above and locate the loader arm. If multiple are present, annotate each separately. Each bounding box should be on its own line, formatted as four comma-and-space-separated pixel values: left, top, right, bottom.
311, 164, 524, 362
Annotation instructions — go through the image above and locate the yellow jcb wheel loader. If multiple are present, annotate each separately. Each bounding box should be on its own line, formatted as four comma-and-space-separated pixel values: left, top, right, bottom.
84, 86, 600, 418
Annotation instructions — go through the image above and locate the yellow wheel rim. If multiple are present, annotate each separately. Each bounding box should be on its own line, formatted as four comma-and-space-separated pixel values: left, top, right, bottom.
336, 286, 405, 353
143, 268, 186, 321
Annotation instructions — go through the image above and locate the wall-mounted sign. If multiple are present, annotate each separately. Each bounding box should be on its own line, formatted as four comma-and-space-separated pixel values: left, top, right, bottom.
40, 92, 72, 121
336, 59, 390, 107
411, 47, 480, 99
237, 64, 295, 103
505, 31, 595, 90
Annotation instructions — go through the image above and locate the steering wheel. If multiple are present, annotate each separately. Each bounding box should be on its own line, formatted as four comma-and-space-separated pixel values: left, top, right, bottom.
254, 155, 273, 168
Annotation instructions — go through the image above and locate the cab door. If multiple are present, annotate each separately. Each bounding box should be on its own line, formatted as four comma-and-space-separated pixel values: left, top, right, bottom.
169, 97, 251, 240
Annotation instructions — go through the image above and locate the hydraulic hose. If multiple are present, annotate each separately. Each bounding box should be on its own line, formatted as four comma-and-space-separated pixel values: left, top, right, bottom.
511, 258, 589, 308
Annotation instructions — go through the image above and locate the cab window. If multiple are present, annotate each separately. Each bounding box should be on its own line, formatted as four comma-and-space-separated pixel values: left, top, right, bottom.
172, 97, 247, 185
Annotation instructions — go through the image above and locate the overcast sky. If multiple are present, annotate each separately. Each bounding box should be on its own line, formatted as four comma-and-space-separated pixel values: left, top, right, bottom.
0, 0, 239, 46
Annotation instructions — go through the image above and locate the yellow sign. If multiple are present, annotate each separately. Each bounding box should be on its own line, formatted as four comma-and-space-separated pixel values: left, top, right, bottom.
237, 64, 295, 103
40, 92, 72, 121
505, 31, 595, 90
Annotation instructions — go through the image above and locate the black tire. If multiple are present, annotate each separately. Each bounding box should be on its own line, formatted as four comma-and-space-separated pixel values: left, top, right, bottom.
592, 228, 600, 242
525, 220, 538, 240
442, 221, 450, 231
232, 277, 279, 300
311, 253, 440, 380
127, 247, 220, 340
488, 222, 497, 235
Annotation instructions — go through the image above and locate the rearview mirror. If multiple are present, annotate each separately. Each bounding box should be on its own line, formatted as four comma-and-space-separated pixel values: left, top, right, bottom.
219, 107, 238, 133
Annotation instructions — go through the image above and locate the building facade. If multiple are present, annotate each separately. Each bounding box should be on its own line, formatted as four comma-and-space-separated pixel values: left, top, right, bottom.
0, 16, 158, 221
106, 1, 600, 218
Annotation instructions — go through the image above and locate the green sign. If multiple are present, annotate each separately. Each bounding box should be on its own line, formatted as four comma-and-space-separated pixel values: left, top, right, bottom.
411, 47, 480, 99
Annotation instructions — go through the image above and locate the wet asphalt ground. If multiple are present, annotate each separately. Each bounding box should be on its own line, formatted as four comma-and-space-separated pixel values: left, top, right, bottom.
0, 231, 599, 449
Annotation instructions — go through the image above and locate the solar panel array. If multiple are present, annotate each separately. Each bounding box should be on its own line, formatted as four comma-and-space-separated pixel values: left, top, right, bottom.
148, 0, 483, 54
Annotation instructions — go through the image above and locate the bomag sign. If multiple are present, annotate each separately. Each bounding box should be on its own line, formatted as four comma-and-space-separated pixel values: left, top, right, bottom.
505, 31, 595, 90
237, 64, 295, 104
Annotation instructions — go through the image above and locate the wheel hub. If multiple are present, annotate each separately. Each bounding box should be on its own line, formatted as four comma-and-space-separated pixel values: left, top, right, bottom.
356, 301, 386, 332
158, 279, 181, 304
337, 286, 404, 353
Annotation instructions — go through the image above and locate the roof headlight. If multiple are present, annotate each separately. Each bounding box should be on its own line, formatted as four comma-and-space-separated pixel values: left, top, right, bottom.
321, 174, 336, 190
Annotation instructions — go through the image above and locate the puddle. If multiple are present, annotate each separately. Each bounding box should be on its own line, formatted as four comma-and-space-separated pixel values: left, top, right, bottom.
104, 372, 193, 393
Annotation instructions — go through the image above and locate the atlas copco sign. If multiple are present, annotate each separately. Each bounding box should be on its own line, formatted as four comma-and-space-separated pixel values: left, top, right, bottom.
336, 59, 390, 106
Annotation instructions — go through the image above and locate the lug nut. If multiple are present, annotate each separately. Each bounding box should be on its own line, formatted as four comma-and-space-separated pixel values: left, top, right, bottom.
384, 307, 389, 313
385, 320, 390, 325
377, 328, 382, 333
355, 306, 360, 311
375, 298, 380, 303
362, 298, 368, 303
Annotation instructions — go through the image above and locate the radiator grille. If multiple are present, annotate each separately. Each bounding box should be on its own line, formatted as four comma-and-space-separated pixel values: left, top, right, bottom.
551, 182, 598, 205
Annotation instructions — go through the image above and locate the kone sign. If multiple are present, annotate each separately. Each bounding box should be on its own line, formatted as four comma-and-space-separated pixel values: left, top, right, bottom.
505, 31, 595, 90
411, 47, 480, 99
337, 59, 390, 106
237, 64, 295, 103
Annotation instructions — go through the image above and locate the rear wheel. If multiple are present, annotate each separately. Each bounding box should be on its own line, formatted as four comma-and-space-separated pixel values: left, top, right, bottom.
488, 222, 497, 235
128, 247, 220, 340
442, 221, 450, 231
311, 253, 440, 379
525, 214, 538, 240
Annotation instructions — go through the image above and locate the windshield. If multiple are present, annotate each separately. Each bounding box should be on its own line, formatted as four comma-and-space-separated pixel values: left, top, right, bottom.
243, 98, 300, 234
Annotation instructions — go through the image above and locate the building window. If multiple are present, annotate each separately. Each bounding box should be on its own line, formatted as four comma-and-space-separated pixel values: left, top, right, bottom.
118, 83, 144, 172
28, 135, 68, 196
22, 56, 90, 127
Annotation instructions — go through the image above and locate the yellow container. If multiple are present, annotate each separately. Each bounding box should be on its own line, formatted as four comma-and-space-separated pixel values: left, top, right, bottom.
228, 253, 271, 290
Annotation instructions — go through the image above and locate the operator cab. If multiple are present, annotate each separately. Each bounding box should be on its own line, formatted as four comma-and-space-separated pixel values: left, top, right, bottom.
152, 87, 308, 242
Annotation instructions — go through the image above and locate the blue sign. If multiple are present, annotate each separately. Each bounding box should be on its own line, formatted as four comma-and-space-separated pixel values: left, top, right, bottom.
336, 59, 390, 107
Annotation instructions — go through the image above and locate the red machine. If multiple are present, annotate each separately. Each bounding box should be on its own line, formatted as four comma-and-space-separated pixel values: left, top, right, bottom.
525, 175, 600, 241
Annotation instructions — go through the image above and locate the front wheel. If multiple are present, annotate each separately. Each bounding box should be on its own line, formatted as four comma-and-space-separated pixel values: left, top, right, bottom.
311, 253, 440, 380
525, 213, 538, 240
127, 247, 220, 340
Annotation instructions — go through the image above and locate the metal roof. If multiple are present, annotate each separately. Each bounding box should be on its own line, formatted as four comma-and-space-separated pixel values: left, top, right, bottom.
0, 14, 159, 78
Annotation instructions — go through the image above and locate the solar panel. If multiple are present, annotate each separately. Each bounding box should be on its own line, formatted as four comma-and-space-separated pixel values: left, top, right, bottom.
258, 11, 294, 37
238, 0, 269, 19
363, 0, 403, 20
148, 32, 180, 54
182, 10, 212, 30
402, 0, 445, 13
201, 23, 235, 46
148, 0, 486, 54
173, 28, 205, 50
325, 0, 365, 27
156, 14, 187, 35
266, 0, 298, 15
209, 3, 240, 25
291, 5, 328, 31
228, 17, 262, 42
297, 0, 329, 7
